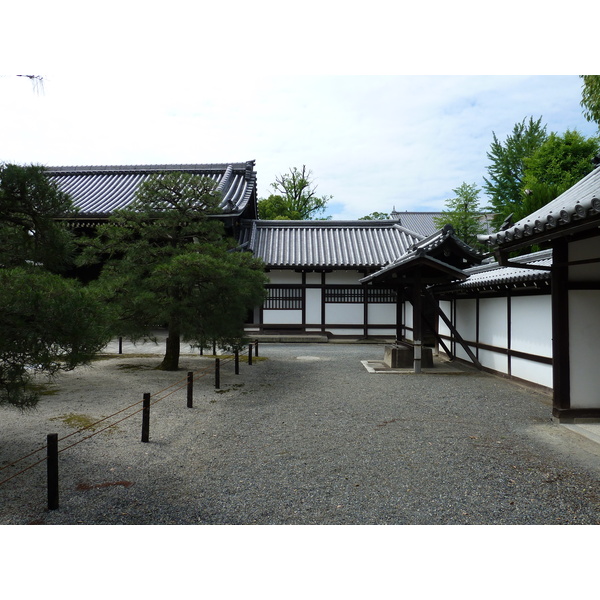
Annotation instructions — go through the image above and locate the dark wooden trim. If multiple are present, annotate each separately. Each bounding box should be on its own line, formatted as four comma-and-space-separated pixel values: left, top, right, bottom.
552, 407, 600, 421
448, 355, 553, 395
435, 285, 550, 301
507, 289, 512, 377
363, 286, 368, 338
552, 239, 570, 412
438, 335, 552, 366
301, 271, 306, 325
475, 293, 480, 362
568, 281, 600, 290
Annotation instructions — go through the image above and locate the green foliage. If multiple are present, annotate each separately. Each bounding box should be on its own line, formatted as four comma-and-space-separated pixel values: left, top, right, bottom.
258, 166, 331, 220
483, 117, 548, 230
0, 163, 75, 272
434, 182, 486, 248
79, 172, 268, 370
0, 267, 112, 408
257, 195, 298, 220
523, 130, 600, 190
0, 164, 110, 408
580, 75, 600, 127
497, 129, 599, 225
358, 211, 391, 220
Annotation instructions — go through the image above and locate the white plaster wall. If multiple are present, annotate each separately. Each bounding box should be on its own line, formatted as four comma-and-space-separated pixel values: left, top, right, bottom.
328, 328, 364, 336
262, 310, 303, 324
305, 272, 322, 284
569, 290, 600, 409
479, 297, 507, 347
438, 301, 452, 338
511, 357, 552, 387
455, 299, 477, 342
367, 328, 396, 336
305, 288, 322, 324
267, 270, 302, 284
478, 348, 508, 374
325, 304, 363, 324
510, 295, 552, 357
325, 271, 363, 284
367, 304, 396, 325
404, 302, 413, 336
453, 298, 477, 363
569, 237, 600, 282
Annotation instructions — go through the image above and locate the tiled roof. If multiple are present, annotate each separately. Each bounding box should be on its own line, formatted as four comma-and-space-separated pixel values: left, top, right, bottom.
47, 161, 257, 218
360, 225, 484, 284
411, 225, 484, 259
390, 212, 443, 237
240, 220, 423, 269
433, 249, 552, 292
479, 166, 600, 249
391, 211, 495, 238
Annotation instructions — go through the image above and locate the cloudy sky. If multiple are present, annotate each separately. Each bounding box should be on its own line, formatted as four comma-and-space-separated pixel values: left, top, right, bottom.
2, 3, 598, 221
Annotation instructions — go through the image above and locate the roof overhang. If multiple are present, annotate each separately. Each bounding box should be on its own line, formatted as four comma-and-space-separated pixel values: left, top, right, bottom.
360, 250, 468, 287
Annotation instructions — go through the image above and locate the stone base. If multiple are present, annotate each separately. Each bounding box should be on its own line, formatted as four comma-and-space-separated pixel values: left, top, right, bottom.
383, 345, 433, 368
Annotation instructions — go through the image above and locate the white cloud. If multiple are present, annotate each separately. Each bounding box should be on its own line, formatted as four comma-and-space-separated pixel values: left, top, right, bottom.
2, 4, 598, 221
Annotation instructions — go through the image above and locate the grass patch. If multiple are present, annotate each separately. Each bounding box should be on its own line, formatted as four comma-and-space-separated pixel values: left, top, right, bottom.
116, 363, 156, 371
27, 383, 60, 396
50, 412, 113, 433
215, 383, 246, 395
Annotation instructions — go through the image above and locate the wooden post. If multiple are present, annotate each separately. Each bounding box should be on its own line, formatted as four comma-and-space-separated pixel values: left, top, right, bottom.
413, 273, 422, 374
47, 433, 59, 510
215, 358, 220, 389
187, 371, 193, 408
254, 339, 259, 357
141, 393, 150, 443
248, 343, 253, 366
118, 337, 123, 354
234, 349, 239, 375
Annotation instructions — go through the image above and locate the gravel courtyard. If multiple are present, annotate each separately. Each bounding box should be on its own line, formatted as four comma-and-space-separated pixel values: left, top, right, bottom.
2, 341, 600, 525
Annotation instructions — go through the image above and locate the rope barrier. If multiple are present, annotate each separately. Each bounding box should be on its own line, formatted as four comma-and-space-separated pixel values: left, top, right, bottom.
0, 350, 250, 489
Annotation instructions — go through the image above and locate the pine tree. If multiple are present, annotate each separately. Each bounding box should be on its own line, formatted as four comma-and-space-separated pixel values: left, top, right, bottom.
79, 172, 268, 370
434, 182, 486, 248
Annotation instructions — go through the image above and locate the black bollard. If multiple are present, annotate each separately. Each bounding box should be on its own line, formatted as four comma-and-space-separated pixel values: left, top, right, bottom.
141, 393, 150, 443
47, 433, 59, 510
187, 371, 193, 408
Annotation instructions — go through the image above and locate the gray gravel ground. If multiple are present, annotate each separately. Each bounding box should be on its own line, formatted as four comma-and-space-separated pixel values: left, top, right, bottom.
2, 341, 600, 525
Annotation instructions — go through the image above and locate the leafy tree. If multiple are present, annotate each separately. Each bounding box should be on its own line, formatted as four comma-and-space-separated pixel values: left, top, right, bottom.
0, 267, 111, 408
257, 195, 298, 220
0, 164, 110, 408
258, 166, 331, 220
0, 163, 75, 272
79, 172, 268, 371
580, 75, 600, 127
434, 182, 486, 247
483, 117, 548, 229
359, 211, 391, 220
523, 129, 599, 189
506, 130, 599, 225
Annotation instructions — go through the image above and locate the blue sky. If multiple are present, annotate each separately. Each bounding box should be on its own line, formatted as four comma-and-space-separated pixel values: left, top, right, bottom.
2, 3, 598, 221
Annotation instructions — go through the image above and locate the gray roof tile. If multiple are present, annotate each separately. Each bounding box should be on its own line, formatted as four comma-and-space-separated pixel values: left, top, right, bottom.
434, 249, 552, 292
479, 166, 600, 249
47, 161, 257, 218
240, 220, 423, 268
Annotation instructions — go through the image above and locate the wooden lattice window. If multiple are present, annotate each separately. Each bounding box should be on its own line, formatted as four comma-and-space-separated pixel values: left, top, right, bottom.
324, 287, 364, 303
367, 287, 397, 303
324, 287, 397, 303
264, 287, 303, 309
